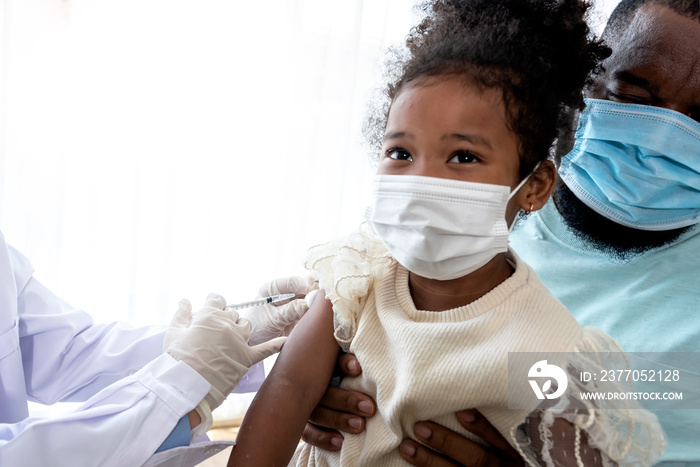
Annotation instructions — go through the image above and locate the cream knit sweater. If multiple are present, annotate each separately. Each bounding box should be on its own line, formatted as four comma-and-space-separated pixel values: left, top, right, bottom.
292, 229, 663, 466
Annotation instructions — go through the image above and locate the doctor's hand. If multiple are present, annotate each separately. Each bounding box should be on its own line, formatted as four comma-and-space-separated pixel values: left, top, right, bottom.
164, 294, 285, 411
302, 353, 377, 451
239, 275, 317, 345
399, 409, 524, 467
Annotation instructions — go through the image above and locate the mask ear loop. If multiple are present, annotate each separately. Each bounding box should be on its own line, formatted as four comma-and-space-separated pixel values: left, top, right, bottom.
507, 162, 541, 232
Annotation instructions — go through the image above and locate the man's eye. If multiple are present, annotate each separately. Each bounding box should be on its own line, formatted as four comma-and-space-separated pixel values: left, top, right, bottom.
387, 149, 412, 161
448, 151, 479, 163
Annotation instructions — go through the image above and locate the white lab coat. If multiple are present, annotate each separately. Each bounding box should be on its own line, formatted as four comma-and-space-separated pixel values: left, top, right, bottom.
0, 232, 233, 466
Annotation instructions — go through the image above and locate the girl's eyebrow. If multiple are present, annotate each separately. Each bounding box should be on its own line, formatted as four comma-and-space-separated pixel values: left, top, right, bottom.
383, 131, 492, 149
444, 132, 493, 149
383, 131, 411, 141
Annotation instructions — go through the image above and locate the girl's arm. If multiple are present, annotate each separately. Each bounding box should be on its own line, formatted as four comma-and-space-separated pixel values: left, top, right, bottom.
227, 291, 340, 467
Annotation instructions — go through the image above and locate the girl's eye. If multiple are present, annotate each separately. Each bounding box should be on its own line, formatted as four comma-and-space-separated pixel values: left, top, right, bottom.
448, 150, 479, 163
386, 149, 413, 161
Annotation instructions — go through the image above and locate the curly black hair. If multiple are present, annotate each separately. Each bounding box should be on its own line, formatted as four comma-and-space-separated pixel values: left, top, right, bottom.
604, 0, 699, 39
364, 0, 610, 180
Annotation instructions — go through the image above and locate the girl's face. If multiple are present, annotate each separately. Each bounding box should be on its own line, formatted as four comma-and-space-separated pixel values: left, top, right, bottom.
379, 74, 523, 196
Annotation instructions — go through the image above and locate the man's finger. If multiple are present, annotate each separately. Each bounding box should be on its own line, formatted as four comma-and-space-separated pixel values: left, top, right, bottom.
316, 385, 376, 418
308, 405, 365, 433
409, 421, 524, 467
337, 353, 362, 377
456, 410, 521, 462
301, 423, 344, 451
399, 439, 459, 467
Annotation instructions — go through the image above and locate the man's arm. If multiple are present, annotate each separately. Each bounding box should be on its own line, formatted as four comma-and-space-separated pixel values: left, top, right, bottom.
228, 291, 341, 466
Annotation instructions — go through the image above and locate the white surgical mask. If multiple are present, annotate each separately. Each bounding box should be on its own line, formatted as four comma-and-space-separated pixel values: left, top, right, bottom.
364, 172, 533, 280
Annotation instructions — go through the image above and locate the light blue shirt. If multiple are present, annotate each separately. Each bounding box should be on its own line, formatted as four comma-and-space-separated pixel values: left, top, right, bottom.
510, 200, 700, 466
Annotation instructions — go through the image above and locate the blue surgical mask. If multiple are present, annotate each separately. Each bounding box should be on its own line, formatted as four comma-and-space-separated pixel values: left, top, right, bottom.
558, 98, 700, 231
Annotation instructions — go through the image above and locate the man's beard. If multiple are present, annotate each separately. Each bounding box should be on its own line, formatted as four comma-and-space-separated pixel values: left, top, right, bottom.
553, 180, 691, 260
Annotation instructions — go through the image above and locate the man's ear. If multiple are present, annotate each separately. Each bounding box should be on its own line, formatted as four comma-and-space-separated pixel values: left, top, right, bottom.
521, 160, 556, 212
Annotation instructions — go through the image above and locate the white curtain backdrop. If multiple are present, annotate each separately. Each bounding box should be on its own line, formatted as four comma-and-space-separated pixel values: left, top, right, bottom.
0, 0, 421, 327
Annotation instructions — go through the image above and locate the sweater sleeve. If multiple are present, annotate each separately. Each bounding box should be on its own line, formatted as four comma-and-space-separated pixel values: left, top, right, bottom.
304, 224, 392, 351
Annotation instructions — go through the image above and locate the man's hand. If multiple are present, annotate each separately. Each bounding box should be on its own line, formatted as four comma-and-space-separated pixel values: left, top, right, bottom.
399, 410, 525, 467
302, 354, 377, 450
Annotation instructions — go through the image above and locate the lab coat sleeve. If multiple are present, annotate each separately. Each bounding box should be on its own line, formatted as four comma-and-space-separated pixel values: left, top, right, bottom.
144, 440, 234, 467
0, 353, 230, 466
10, 243, 167, 403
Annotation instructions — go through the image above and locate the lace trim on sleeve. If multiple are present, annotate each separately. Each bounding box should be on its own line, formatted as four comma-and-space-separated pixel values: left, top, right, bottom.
512, 327, 665, 466
304, 224, 392, 351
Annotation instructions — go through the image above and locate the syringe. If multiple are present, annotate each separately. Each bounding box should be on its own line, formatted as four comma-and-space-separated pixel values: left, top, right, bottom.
225, 293, 296, 311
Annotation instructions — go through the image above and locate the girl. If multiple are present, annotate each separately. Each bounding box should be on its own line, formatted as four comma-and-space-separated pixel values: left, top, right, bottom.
229, 0, 664, 465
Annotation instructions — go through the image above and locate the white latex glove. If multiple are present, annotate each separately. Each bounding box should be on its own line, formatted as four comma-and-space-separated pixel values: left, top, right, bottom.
164, 294, 285, 412
239, 275, 318, 345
